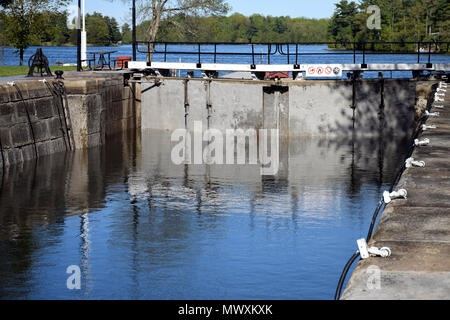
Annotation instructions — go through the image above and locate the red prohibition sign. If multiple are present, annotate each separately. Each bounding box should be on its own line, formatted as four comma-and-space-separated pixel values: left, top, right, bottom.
308, 67, 315, 74
316, 67, 324, 75
325, 66, 332, 74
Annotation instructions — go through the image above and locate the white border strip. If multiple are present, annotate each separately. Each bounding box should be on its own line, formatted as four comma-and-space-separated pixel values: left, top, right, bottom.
128, 61, 450, 72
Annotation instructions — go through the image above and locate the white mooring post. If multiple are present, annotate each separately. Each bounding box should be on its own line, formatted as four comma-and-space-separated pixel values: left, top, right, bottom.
81, 0, 87, 68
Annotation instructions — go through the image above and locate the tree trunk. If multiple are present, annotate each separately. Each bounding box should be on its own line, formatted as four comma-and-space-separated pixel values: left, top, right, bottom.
20, 48, 23, 66
146, 9, 162, 63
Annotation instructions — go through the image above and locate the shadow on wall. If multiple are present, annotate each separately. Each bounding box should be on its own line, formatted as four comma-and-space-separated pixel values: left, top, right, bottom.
289, 79, 416, 138
140, 78, 418, 139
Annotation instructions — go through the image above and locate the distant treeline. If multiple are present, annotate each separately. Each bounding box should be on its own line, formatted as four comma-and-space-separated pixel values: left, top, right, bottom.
328, 0, 449, 50
0, 12, 329, 46
142, 13, 330, 43
1, 0, 448, 48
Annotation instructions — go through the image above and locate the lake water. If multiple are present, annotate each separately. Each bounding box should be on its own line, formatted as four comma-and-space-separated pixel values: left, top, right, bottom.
0, 129, 412, 299
2, 44, 450, 79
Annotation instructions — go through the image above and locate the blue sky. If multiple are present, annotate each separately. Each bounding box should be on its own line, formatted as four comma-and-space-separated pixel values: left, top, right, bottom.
69, 0, 338, 26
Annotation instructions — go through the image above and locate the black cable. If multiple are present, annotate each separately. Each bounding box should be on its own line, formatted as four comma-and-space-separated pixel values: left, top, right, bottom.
334, 252, 360, 300
334, 83, 441, 300
43, 80, 69, 152
365, 200, 385, 241
53, 81, 74, 151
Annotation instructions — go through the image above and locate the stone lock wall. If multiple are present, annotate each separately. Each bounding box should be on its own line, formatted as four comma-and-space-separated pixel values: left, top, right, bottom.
0, 81, 67, 167
0, 73, 140, 169
140, 78, 418, 138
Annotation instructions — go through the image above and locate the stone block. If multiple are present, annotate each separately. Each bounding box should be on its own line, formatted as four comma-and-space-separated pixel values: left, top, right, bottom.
11, 122, 33, 147
0, 84, 11, 103
47, 117, 65, 140
3, 148, 22, 166
0, 127, 13, 149
21, 81, 52, 99
32, 120, 51, 142
0, 103, 14, 126
21, 144, 37, 162
111, 84, 123, 102
86, 94, 103, 134
14, 99, 36, 123
63, 79, 99, 95
33, 97, 56, 120
36, 138, 66, 156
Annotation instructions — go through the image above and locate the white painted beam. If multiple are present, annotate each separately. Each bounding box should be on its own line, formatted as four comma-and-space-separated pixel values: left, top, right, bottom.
127, 61, 450, 72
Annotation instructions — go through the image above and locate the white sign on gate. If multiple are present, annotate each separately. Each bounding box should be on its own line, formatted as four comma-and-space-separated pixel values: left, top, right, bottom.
305, 64, 343, 78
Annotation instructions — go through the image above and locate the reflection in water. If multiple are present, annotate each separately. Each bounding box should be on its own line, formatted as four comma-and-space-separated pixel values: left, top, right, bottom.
0, 129, 411, 299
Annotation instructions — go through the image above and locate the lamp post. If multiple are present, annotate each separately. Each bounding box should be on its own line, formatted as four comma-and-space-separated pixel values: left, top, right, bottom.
132, 0, 136, 61
81, 0, 87, 67
77, 0, 82, 71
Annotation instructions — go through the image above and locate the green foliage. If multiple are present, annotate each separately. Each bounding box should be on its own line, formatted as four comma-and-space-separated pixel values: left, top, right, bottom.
0, 0, 69, 65
82, 12, 122, 46
328, 0, 449, 50
40, 11, 71, 46
121, 23, 132, 44
153, 13, 330, 42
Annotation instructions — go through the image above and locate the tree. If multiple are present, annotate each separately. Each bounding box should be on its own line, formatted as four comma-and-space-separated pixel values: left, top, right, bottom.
122, 23, 132, 44
329, 0, 448, 50
105, 16, 122, 44
40, 11, 71, 46
136, 0, 230, 60
328, 0, 359, 45
86, 13, 111, 45
1, 0, 69, 66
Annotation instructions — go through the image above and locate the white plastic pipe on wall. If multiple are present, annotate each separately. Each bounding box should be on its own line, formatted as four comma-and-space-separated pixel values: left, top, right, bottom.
415, 138, 430, 146
405, 157, 425, 168
383, 189, 408, 204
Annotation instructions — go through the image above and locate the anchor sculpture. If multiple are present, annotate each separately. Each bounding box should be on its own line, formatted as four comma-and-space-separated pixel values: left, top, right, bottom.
27, 48, 52, 77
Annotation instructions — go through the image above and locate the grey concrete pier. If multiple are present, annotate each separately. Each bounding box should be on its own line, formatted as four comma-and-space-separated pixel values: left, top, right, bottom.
342, 82, 450, 300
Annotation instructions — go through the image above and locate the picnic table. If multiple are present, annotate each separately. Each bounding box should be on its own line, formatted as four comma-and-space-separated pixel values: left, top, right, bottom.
86, 50, 117, 70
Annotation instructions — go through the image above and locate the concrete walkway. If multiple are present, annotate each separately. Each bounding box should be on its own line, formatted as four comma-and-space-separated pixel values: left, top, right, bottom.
343, 82, 450, 300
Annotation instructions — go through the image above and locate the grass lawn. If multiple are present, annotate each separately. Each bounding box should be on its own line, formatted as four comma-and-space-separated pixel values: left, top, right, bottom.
0, 66, 77, 77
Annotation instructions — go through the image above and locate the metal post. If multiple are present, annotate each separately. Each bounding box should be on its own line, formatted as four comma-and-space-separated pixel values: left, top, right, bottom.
287, 44, 290, 64
251, 44, 255, 69
77, 0, 82, 71
132, 0, 137, 61
363, 43, 366, 65
428, 43, 432, 64
81, 0, 87, 67
417, 41, 421, 63
164, 43, 167, 62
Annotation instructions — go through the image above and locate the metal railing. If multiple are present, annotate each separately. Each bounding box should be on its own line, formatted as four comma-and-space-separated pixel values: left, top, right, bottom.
136, 41, 450, 66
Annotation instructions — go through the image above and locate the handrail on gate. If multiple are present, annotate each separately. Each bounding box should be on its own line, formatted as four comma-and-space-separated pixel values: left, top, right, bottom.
136, 41, 450, 66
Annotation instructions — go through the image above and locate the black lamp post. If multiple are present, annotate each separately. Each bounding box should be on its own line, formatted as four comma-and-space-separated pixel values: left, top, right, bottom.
132, 0, 136, 61
77, 0, 82, 71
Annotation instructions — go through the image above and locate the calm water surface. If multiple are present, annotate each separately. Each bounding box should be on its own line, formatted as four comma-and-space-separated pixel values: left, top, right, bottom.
3, 44, 450, 79
0, 130, 411, 299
